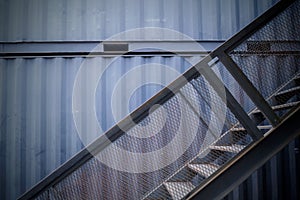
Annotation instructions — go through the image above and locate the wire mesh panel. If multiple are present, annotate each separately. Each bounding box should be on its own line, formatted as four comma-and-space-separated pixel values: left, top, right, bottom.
230, 0, 300, 118
32, 68, 255, 200
143, 75, 254, 200
211, 62, 256, 114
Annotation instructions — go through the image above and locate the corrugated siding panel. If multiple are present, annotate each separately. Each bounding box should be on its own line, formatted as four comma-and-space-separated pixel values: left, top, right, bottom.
224, 137, 300, 200
0, 0, 285, 199
2, 56, 297, 199
0, 0, 277, 41
0, 58, 79, 199
0, 56, 199, 199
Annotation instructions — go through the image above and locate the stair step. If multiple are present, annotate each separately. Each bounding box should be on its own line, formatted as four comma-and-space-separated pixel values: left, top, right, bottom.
230, 125, 272, 132
230, 127, 247, 132
271, 101, 300, 110
188, 163, 219, 178
294, 75, 300, 81
252, 101, 300, 114
163, 181, 195, 200
275, 86, 300, 99
257, 125, 273, 130
210, 144, 246, 153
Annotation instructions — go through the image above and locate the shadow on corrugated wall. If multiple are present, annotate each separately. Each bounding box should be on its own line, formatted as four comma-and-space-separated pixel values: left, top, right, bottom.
224, 136, 300, 200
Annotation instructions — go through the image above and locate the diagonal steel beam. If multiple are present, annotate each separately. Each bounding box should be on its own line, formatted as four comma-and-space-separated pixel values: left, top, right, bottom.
187, 106, 300, 200
195, 62, 263, 140
218, 52, 279, 126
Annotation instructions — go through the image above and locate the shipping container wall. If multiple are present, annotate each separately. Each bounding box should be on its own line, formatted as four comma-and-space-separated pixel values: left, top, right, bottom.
2, 55, 299, 200
0, 0, 277, 42
0, 0, 284, 199
0, 55, 202, 199
224, 137, 300, 200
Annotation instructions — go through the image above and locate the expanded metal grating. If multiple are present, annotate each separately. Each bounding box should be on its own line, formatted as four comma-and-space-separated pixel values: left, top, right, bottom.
230, 0, 300, 118
212, 61, 256, 113
142, 75, 254, 200
33, 70, 255, 200
145, 126, 253, 200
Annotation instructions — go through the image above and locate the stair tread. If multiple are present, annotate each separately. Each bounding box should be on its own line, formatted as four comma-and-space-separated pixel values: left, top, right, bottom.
276, 86, 300, 96
210, 144, 246, 153
294, 74, 300, 79
257, 125, 273, 129
271, 101, 300, 110
252, 101, 300, 114
163, 181, 195, 200
231, 125, 272, 132
294, 75, 300, 84
230, 127, 247, 132
188, 163, 219, 178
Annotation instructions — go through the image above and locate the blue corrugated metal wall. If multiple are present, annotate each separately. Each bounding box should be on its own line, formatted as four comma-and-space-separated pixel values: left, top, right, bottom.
224, 137, 300, 200
0, 56, 197, 199
0, 0, 281, 199
0, 0, 277, 41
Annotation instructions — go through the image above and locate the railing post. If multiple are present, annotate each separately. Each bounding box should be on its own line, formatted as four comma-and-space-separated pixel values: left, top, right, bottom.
218, 52, 279, 126
194, 62, 263, 140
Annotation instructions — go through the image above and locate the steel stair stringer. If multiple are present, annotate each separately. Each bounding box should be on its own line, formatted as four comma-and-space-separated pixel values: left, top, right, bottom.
186, 106, 300, 200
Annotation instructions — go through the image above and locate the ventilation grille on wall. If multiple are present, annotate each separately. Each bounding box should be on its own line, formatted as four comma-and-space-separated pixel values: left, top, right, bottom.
103, 43, 129, 52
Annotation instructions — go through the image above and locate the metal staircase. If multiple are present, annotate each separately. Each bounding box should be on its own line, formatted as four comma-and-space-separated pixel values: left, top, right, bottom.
19, 0, 300, 199
147, 74, 300, 200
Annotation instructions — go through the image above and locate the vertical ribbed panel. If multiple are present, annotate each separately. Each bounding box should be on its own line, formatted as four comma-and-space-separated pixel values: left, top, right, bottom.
224, 137, 300, 200
0, 56, 196, 199
0, 0, 284, 199
0, 0, 277, 41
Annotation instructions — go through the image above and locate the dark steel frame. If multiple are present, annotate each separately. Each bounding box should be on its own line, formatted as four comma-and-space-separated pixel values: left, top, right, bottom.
187, 106, 300, 200
18, 0, 296, 199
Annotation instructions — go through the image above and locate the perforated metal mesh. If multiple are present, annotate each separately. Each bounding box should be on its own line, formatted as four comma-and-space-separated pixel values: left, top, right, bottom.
142, 75, 253, 200
212, 62, 256, 113
230, 0, 300, 118
35, 191, 49, 200
33, 70, 254, 200
145, 126, 252, 200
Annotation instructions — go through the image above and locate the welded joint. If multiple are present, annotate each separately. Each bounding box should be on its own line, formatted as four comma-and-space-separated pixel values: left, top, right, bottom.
194, 61, 263, 140
218, 52, 280, 126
